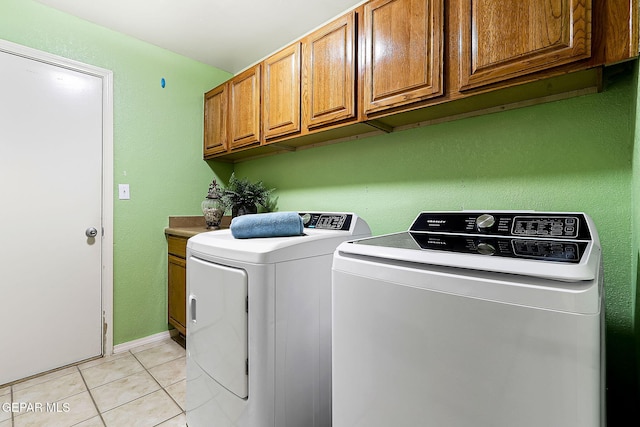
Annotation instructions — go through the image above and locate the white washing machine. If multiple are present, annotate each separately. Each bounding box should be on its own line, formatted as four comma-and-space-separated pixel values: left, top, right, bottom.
186, 212, 371, 427
332, 211, 605, 427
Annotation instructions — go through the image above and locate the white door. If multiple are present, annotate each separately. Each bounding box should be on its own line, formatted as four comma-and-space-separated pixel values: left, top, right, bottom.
0, 47, 105, 385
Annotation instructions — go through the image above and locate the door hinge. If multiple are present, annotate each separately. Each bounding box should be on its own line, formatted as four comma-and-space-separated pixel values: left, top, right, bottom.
246, 358, 249, 376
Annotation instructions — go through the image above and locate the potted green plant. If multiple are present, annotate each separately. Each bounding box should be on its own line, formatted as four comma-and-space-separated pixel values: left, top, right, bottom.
222, 173, 274, 217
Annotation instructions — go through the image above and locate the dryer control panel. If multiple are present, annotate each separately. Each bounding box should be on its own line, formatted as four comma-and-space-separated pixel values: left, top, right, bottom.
300, 213, 353, 231
406, 212, 593, 263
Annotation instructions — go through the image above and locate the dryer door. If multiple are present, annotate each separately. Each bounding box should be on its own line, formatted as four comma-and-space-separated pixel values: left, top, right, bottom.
188, 256, 248, 399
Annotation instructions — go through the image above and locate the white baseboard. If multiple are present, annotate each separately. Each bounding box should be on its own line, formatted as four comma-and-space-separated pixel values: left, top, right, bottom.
113, 329, 177, 354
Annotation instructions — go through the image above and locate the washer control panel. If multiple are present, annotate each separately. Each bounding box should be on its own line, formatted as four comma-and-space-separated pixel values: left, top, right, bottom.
410, 212, 590, 240
407, 212, 592, 263
512, 216, 580, 238
410, 233, 588, 263
300, 213, 352, 230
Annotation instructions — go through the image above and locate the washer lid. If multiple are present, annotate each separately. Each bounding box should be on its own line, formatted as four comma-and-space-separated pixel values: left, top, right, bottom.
338, 211, 601, 282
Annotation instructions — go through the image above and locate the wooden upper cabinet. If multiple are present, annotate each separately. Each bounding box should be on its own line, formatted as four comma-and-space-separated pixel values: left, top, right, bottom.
598, 0, 639, 65
229, 64, 261, 150
203, 0, 637, 160
203, 84, 228, 158
263, 43, 301, 141
302, 12, 357, 129
362, 0, 444, 115
459, 0, 592, 91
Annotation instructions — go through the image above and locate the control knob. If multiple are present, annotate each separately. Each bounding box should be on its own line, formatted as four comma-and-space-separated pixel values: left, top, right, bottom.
301, 213, 312, 226
475, 214, 495, 231
476, 242, 496, 256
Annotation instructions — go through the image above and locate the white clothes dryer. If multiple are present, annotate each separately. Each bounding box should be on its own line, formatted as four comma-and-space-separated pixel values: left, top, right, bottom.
332, 211, 604, 427
186, 212, 370, 427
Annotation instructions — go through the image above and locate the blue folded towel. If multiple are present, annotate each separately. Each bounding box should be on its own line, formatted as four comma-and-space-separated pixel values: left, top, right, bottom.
230, 211, 304, 239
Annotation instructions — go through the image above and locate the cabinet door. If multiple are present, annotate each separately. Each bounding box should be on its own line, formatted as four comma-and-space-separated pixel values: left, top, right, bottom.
363, 0, 443, 115
302, 12, 356, 129
229, 64, 261, 149
168, 254, 187, 335
203, 84, 228, 157
459, 0, 592, 90
263, 43, 301, 141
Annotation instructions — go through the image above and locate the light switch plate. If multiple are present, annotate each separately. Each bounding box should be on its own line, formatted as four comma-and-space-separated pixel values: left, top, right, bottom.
119, 184, 130, 200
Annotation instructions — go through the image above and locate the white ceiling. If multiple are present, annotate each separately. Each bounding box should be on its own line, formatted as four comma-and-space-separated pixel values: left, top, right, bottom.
35, 0, 365, 74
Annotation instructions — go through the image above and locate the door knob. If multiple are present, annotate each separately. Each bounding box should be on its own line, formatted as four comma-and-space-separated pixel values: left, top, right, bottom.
85, 227, 98, 238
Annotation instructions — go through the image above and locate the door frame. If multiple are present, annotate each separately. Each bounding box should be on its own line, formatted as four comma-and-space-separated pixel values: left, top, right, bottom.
0, 39, 114, 356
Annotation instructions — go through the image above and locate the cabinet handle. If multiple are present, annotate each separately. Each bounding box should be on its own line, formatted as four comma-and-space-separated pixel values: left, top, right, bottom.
189, 294, 197, 323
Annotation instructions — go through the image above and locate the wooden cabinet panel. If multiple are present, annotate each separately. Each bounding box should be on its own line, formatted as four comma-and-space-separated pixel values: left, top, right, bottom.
459, 0, 592, 90
203, 0, 637, 161
203, 84, 228, 157
229, 64, 261, 149
302, 12, 357, 129
167, 235, 187, 258
263, 43, 301, 141
168, 254, 186, 335
597, 0, 639, 64
363, 0, 443, 114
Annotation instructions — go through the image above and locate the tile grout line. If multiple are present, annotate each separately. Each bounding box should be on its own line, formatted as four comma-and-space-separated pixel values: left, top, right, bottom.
82, 352, 156, 421
129, 348, 186, 424
81, 342, 185, 424
78, 352, 146, 393
12, 367, 90, 425
77, 364, 107, 427
5, 339, 186, 427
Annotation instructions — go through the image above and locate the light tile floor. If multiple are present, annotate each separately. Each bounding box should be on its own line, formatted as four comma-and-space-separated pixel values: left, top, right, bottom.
0, 339, 186, 427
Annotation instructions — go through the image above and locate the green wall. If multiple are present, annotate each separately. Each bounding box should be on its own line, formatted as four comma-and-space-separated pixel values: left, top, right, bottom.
633, 61, 640, 416
0, 0, 232, 344
2, 0, 638, 422
234, 64, 640, 421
